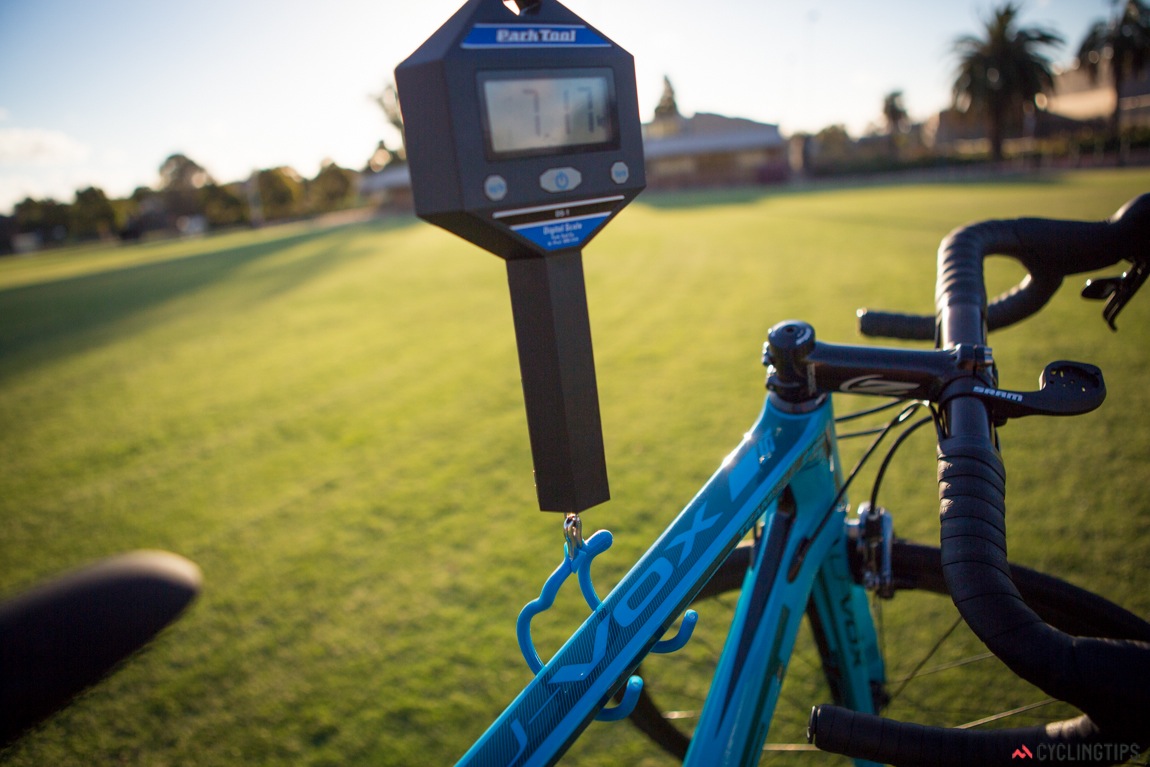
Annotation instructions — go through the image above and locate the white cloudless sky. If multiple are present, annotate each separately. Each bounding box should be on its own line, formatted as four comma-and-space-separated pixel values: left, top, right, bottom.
0, 0, 1116, 214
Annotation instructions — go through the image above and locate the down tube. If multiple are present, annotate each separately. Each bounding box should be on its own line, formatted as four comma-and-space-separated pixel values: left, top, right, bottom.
684, 398, 884, 767
455, 396, 830, 767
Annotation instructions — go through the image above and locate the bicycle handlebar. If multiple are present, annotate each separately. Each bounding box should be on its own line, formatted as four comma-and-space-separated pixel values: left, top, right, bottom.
859, 194, 1150, 340
810, 707, 1140, 766
812, 195, 1150, 763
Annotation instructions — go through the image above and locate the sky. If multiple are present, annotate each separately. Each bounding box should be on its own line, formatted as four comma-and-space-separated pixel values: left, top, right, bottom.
0, 0, 1118, 215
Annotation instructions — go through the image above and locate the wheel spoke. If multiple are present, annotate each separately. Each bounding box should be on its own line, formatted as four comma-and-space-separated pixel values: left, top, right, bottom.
956, 698, 1057, 729
627, 539, 1148, 761
890, 650, 995, 682
763, 743, 821, 752
885, 613, 963, 704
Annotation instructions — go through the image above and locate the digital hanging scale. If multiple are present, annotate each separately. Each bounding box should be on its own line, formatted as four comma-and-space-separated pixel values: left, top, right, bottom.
396, 0, 645, 512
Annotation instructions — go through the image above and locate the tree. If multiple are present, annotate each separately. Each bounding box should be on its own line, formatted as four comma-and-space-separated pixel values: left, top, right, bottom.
14, 197, 70, 243
372, 82, 406, 162
882, 91, 909, 135
810, 124, 855, 172
365, 141, 394, 173
256, 167, 304, 221
654, 76, 680, 120
120, 187, 164, 242
70, 186, 116, 240
130, 186, 156, 206
159, 153, 211, 191
951, 3, 1063, 161
1078, 0, 1150, 137
882, 90, 909, 159
201, 183, 248, 229
311, 161, 356, 212
646, 76, 684, 139
158, 153, 213, 220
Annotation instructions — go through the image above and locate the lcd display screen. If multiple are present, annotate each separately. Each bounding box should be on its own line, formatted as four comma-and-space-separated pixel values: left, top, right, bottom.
480, 71, 617, 157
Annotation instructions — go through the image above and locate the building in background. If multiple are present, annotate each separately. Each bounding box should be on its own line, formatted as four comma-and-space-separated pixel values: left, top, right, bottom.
643, 112, 789, 189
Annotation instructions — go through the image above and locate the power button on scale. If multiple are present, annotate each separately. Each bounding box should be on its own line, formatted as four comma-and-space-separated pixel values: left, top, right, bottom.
540, 167, 582, 193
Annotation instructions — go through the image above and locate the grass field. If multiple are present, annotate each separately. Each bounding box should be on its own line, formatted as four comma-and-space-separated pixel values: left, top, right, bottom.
2, 169, 1149, 766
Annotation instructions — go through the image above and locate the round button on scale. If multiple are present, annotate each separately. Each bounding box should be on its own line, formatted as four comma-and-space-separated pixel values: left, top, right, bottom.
540, 167, 582, 193
484, 174, 508, 201
610, 162, 630, 184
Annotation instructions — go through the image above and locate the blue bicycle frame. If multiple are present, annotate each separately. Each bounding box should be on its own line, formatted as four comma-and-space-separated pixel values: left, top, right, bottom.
457, 390, 885, 766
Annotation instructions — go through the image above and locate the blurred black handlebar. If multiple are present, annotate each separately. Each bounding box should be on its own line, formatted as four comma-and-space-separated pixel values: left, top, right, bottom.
859, 194, 1150, 339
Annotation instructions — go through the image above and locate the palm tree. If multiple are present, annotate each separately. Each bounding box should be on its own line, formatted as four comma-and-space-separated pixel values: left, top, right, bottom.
882, 90, 909, 135
951, 3, 1063, 162
882, 90, 909, 159
1078, 0, 1150, 137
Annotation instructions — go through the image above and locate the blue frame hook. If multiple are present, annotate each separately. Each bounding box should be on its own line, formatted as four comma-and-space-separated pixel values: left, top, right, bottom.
515, 516, 698, 722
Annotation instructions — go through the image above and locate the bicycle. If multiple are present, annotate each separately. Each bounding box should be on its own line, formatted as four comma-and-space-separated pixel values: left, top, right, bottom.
451, 195, 1150, 766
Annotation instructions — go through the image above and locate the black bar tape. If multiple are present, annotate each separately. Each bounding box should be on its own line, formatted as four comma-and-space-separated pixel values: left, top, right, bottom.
860, 194, 1150, 338
937, 437, 1150, 737
937, 194, 1150, 320
822, 196, 1150, 762
809, 706, 1142, 767
857, 309, 935, 341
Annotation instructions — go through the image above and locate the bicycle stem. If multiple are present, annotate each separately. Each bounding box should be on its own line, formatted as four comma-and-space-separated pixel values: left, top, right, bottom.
764, 320, 990, 411
764, 319, 1105, 427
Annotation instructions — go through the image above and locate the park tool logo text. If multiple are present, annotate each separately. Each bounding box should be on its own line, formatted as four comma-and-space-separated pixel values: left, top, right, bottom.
461, 24, 609, 49
496, 27, 575, 43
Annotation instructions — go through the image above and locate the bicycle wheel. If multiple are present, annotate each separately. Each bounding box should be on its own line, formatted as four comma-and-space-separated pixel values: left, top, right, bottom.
627, 538, 1150, 763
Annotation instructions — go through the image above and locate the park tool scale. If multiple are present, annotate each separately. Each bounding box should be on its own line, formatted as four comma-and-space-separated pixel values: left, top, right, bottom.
397, 0, 676, 739
396, 0, 645, 513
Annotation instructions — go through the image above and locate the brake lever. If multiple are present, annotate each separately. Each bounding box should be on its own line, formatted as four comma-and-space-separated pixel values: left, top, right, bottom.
1081, 260, 1148, 331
